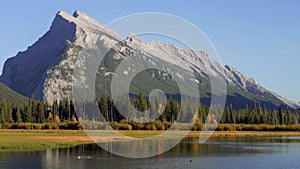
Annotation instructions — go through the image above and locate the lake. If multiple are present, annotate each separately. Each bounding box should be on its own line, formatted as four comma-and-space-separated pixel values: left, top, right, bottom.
1, 136, 300, 169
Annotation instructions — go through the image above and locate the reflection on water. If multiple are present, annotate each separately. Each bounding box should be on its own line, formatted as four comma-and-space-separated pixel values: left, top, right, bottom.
0, 136, 300, 169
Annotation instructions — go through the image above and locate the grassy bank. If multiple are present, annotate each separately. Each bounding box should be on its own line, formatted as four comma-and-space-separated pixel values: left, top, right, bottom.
0, 130, 88, 152
0, 129, 300, 152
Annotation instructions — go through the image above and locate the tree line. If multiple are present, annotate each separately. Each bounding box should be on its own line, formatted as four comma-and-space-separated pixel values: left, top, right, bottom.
0, 96, 77, 124
95, 92, 300, 125
0, 93, 299, 126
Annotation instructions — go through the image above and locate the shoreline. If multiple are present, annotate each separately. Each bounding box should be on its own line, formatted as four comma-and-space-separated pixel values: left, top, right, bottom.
0, 130, 300, 152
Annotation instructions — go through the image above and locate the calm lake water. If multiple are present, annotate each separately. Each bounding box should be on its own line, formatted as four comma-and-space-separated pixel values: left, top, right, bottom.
1, 136, 300, 169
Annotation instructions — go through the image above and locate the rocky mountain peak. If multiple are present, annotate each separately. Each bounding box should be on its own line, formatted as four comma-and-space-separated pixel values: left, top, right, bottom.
0, 10, 299, 109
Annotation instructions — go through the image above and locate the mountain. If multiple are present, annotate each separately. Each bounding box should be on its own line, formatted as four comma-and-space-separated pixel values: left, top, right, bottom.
0, 10, 298, 109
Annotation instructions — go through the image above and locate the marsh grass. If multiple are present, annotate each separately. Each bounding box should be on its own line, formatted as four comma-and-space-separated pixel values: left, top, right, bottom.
1, 124, 300, 152
0, 137, 79, 151
0, 130, 86, 152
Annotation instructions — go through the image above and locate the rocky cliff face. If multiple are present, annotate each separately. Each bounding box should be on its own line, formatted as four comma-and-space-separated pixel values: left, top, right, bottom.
0, 11, 77, 99
0, 10, 121, 102
0, 10, 298, 109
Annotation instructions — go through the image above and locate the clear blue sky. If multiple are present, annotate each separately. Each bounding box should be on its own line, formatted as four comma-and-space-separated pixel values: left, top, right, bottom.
0, 0, 299, 101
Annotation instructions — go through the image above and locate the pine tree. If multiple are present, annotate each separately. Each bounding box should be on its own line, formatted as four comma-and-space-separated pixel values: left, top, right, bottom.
1, 99, 13, 123
158, 97, 173, 122
99, 95, 109, 121
285, 105, 293, 125
137, 91, 147, 112
36, 101, 45, 123
272, 109, 278, 125
69, 100, 77, 121
52, 100, 58, 119
279, 106, 285, 125
107, 97, 115, 122
0, 100, 5, 124
12, 106, 22, 123
170, 98, 180, 122
61, 98, 70, 121
16, 107, 22, 123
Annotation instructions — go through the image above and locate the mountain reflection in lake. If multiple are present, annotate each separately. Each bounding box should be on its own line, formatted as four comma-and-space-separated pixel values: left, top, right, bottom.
0, 136, 300, 169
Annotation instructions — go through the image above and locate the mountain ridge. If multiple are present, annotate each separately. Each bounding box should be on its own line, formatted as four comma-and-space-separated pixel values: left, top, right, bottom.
0, 10, 298, 109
